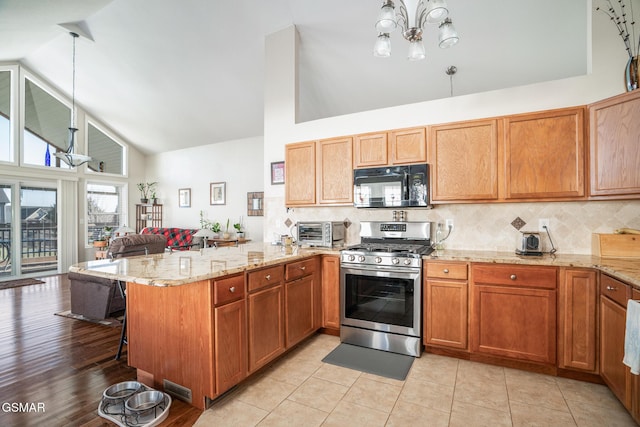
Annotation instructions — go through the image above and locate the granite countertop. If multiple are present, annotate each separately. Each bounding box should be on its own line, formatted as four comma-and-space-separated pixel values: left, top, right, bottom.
69, 242, 337, 286
70, 243, 640, 289
427, 249, 640, 289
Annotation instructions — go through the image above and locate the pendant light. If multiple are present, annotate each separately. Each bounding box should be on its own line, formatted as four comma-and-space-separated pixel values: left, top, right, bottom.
55, 32, 92, 167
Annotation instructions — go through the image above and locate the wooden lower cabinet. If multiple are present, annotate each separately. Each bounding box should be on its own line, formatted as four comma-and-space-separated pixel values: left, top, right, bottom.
214, 299, 246, 395
424, 261, 469, 350
470, 264, 557, 365
321, 255, 340, 330
558, 268, 598, 372
600, 275, 633, 410
285, 275, 315, 348
247, 284, 285, 373
127, 280, 214, 409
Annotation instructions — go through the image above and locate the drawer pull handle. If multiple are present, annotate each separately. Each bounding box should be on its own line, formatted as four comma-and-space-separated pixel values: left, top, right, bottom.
606, 286, 617, 291
443, 269, 449, 274
265, 274, 271, 280
229, 286, 236, 293
300, 266, 306, 271
510, 274, 517, 280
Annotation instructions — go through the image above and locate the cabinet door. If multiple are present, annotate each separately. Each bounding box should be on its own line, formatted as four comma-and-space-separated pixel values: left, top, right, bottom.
390, 127, 426, 164
353, 133, 388, 168
425, 279, 468, 349
317, 137, 353, 204
600, 296, 631, 408
429, 119, 499, 202
214, 299, 246, 395
634, 289, 640, 424
285, 141, 316, 206
321, 255, 340, 330
589, 90, 640, 197
471, 285, 556, 364
504, 107, 585, 200
558, 269, 597, 372
285, 275, 315, 348
247, 285, 285, 373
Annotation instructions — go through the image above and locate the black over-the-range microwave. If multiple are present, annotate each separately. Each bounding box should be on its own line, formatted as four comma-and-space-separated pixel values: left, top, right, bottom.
353, 163, 431, 208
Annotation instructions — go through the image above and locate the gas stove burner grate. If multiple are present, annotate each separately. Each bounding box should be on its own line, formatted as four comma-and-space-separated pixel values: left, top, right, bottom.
345, 243, 433, 256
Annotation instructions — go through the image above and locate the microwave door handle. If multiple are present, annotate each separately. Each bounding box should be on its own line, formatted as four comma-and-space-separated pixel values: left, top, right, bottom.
403, 172, 410, 200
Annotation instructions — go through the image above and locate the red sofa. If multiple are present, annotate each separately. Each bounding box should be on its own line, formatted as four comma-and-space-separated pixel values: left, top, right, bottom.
140, 227, 198, 250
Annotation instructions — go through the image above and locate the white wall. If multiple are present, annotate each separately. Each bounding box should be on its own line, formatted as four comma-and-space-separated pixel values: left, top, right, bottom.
145, 136, 264, 241
261, 10, 640, 254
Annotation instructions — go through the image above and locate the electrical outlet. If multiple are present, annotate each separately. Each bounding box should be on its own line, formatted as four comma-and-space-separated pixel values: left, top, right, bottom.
539, 218, 550, 232
446, 219, 454, 230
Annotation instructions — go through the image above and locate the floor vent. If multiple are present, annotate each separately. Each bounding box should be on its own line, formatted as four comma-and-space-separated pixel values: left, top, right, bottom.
163, 379, 192, 404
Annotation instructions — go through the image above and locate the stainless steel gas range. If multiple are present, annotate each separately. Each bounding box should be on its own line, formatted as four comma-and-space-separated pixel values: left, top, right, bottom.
339, 221, 433, 357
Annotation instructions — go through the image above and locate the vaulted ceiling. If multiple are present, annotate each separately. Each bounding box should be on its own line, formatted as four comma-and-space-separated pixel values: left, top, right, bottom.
1, 0, 587, 155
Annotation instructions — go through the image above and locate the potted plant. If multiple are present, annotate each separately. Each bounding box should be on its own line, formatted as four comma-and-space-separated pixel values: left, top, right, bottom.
137, 182, 157, 204
93, 236, 108, 248
151, 191, 158, 205
222, 219, 231, 239
233, 221, 244, 238
103, 226, 113, 239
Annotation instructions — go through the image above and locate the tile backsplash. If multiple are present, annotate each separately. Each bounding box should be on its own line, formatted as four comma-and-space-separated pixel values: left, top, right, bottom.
265, 198, 640, 255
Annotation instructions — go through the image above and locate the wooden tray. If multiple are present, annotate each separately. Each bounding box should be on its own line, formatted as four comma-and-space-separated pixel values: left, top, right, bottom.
592, 233, 640, 258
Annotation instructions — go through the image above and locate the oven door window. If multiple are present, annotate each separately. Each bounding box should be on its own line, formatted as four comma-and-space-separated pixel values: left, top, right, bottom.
344, 273, 414, 328
354, 175, 405, 207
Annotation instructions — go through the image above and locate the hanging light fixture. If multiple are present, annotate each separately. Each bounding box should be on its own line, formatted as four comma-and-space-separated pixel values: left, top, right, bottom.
55, 32, 92, 167
373, 0, 459, 61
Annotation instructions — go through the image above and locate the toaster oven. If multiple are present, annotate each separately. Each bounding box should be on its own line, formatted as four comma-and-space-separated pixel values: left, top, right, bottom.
296, 221, 345, 248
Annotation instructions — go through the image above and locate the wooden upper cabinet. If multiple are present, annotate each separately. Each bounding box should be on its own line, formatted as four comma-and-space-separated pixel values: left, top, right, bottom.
317, 137, 353, 205
353, 127, 426, 168
353, 132, 388, 168
504, 107, 586, 200
589, 90, 640, 198
429, 119, 500, 202
285, 141, 316, 206
390, 127, 427, 164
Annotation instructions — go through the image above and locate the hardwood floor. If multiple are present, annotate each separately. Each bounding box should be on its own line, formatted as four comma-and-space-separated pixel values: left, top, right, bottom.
0, 274, 202, 427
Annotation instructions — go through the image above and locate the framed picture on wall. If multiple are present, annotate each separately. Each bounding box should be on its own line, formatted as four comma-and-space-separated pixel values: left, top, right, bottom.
210, 182, 226, 205
271, 161, 285, 185
178, 188, 191, 208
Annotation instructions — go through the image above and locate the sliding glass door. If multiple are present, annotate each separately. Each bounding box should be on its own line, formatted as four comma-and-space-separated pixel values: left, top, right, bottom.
0, 182, 58, 279
0, 185, 11, 277
20, 185, 57, 275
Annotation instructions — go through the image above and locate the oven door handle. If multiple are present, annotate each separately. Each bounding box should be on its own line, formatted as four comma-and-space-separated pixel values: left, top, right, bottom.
340, 265, 421, 278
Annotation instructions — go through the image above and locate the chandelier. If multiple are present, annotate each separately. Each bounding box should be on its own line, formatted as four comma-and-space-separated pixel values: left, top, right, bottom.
374, 0, 459, 61
55, 31, 92, 167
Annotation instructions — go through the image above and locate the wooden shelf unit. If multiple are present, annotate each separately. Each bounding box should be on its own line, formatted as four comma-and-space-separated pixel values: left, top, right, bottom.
135, 204, 162, 233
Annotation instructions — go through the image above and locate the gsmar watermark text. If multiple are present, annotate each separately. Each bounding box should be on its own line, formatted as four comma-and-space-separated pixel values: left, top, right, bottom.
2, 402, 46, 413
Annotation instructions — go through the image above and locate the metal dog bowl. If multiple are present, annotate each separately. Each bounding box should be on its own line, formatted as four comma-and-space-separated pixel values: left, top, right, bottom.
103, 381, 143, 401
125, 390, 165, 414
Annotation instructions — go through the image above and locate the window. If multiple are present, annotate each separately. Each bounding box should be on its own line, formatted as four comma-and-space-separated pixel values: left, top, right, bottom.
87, 123, 125, 175
23, 78, 71, 169
87, 182, 123, 244
0, 71, 12, 162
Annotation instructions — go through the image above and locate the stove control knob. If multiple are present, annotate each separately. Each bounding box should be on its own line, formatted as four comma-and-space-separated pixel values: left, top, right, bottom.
391, 258, 400, 265
403, 259, 412, 266
358, 255, 366, 262
375, 256, 382, 263
348, 255, 355, 262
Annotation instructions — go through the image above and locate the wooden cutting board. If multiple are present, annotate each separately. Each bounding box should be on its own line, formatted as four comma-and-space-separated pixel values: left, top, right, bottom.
592, 233, 640, 258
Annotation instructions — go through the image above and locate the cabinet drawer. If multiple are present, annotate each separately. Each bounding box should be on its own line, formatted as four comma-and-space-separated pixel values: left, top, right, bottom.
472, 264, 557, 289
600, 274, 631, 307
285, 258, 317, 281
248, 265, 284, 292
213, 274, 245, 306
633, 288, 640, 300
425, 262, 468, 280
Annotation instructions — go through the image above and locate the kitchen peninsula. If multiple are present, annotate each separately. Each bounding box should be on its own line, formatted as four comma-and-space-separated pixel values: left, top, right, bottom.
69, 243, 640, 420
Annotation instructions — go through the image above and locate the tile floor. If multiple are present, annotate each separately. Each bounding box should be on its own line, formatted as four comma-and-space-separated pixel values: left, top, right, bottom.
194, 334, 638, 427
